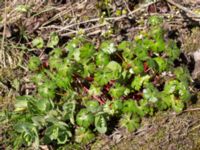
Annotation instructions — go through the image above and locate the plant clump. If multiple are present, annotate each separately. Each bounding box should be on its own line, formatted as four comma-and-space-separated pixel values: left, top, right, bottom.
12, 16, 192, 149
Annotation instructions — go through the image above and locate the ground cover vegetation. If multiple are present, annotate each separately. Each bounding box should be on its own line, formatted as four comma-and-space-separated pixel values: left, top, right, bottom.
11, 16, 192, 149
1, 0, 200, 149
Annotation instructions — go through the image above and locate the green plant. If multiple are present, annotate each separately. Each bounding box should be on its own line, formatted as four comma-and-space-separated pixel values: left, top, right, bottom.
12, 20, 192, 148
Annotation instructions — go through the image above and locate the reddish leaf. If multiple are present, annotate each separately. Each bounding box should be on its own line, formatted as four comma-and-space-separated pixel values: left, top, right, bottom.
143, 62, 149, 73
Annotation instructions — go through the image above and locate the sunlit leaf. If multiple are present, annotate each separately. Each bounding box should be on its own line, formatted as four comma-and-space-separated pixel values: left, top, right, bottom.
75, 127, 95, 144
32, 37, 44, 49
76, 109, 94, 128
47, 32, 59, 48
95, 114, 107, 134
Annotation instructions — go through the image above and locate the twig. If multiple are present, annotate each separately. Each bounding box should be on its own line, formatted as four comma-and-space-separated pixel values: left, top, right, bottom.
166, 0, 200, 18
83, 86, 105, 105
0, 0, 7, 68
86, 29, 102, 36
60, 23, 107, 36
183, 107, 200, 112
123, 0, 133, 17
57, 1, 155, 33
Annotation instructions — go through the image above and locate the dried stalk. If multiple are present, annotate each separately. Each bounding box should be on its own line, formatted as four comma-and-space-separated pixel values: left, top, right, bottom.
0, 0, 7, 68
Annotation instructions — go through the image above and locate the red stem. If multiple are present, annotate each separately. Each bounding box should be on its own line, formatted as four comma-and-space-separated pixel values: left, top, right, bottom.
83, 86, 105, 105
74, 75, 105, 105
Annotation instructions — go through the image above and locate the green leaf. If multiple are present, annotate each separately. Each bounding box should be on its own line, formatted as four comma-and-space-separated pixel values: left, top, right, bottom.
137, 99, 153, 116
112, 100, 123, 112
28, 56, 41, 71
131, 75, 150, 91
100, 41, 116, 54
44, 122, 72, 144
83, 63, 96, 77
149, 27, 164, 40
66, 37, 83, 52
38, 81, 56, 99
47, 32, 59, 48
143, 83, 159, 103
148, 15, 163, 26
109, 83, 126, 99
73, 49, 80, 61
174, 66, 190, 83
31, 72, 46, 86
50, 48, 62, 58
163, 80, 179, 94
164, 79, 191, 101
76, 109, 94, 128
131, 58, 144, 74
79, 43, 95, 61
157, 93, 172, 111
118, 41, 132, 51
95, 114, 107, 134
146, 58, 158, 70
88, 85, 102, 96
122, 100, 136, 113
103, 101, 115, 115
75, 127, 95, 144
94, 61, 122, 85
118, 41, 134, 60
31, 116, 46, 129
54, 74, 71, 89
57, 62, 72, 76
62, 101, 76, 124
48, 57, 63, 70
14, 97, 29, 112
103, 100, 123, 115
150, 39, 165, 52
28, 98, 54, 114
134, 44, 149, 60
154, 57, 168, 72
32, 37, 44, 49
85, 100, 100, 113
120, 45, 134, 60
94, 71, 109, 86
166, 40, 180, 60
171, 95, 184, 113
96, 52, 110, 66
178, 82, 191, 101
105, 61, 122, 73
14, 122, 38, 146
66, 37, 83, 60
119, 113, 140, 132
160, 93, 184, 113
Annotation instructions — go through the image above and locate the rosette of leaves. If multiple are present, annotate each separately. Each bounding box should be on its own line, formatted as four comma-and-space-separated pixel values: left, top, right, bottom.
103, 100, 123, 115
44, 121, 72, 144
76, 109, 94, 128
94, 61, 122, 85
119, 113, 140, 132
75, 127, 95, 144
14, 122, 39, 149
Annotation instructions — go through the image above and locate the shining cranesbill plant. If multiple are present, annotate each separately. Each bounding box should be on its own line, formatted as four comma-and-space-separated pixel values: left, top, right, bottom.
12, 16, 191, 148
